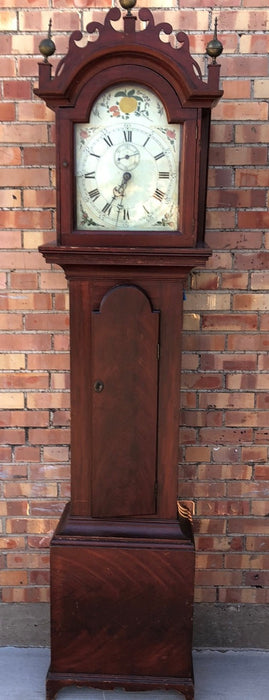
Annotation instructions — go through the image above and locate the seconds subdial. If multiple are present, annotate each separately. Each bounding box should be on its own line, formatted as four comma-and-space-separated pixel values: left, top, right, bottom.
114, 143, 140, 171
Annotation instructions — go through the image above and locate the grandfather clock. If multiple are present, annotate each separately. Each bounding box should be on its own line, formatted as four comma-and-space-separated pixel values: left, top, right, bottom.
36, 4, 222, 699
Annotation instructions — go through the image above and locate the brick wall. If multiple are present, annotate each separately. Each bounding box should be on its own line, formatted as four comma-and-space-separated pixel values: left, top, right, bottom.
0, 0, 269, 615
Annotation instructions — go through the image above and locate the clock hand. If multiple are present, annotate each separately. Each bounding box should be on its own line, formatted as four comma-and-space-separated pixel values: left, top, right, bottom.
114, 172, 131, 224
113, 171, 131, 198
117, 150, 139, 162
102, 172, 131, 215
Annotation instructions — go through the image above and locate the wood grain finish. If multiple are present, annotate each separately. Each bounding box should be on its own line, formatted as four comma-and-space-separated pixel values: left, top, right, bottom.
47, 512, 194, 700
35, 6, 222, 700
92, 285, 159, 518
51, 545, 194, 676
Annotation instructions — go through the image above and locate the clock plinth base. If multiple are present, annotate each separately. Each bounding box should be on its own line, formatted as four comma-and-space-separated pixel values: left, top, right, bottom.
47, 503, 194, 700
46, 671, 194, 700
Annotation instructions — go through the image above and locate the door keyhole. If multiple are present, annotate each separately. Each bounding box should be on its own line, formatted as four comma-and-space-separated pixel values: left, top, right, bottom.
94, 380, 104, 393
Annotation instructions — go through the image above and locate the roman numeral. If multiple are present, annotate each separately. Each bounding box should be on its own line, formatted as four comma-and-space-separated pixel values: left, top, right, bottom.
124, 130, 132, 143
88, 188, 100, 201
159, 171, 170, 179
153, 188, 165, 202
103, 135, 113, 147
154, 152, 165, 161
117, 205, 130, 220
85, 172, 95, 179
90, 152, 100, 158
143, 136, 150, 147
102, 202, 112, 215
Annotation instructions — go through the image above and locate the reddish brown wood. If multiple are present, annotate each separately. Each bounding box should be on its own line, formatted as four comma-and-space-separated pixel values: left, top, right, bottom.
35, 6, 222, 249
35, 5, 223, 699
46, 505, 194, 700
91, 285, 159, 518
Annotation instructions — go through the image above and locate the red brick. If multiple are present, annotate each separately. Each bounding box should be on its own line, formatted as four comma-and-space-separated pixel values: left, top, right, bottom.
0, 102, 16, 121
181, 374, 223, 390
223, 79, 251, 99
246, 537, 269, 552
0, 58, 16, 77
27, 354, 69, 371
206, 210, 235, 230
28, 428, 70, 445
200, 353, 257, 372
206, 444, 241, 465
228, 333, 269, 352
242, 446, 268, 461
196, 553, 224, 569
245, 571, 269, 587
30, 501, 63, 516
0, 373, 48, 390
206, 231, 263, 250
235, 124, 269, 143
3, 80, 31, 99
208, 168, 233, 188
254, 465, 269, 480
207, 189, 266, 208
200, 428, 253, 445
217, 56, 268, 78
0, 570, 27, 586
196, 536, 243, 552
194, 589, 217, 603
213, 100, 268, 121
0, 429, 25, 444
182, 334, 225, 352
23, 146, 56, 166
25, 313, 69, 331
200, 393, 254, 410
202, 313, 258, 331
0, 537, 26, 550
205, 252, 232, 270
240, 33, 269, 53
198, 465, 252, 480
257, 395, 269, 409
238, 211, 269, 230
221, 273, 248, 289
29, 570, 50, 585
209, 145, 268, 166
14, 447, 40, 462
235, 169, 269, 188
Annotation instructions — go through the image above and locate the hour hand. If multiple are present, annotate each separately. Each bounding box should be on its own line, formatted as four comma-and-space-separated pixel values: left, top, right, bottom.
113, 171, 131, 197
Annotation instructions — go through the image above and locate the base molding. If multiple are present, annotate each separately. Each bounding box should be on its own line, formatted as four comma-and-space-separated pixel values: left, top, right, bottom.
1, 602, 269, 649
46, 669, 194, 700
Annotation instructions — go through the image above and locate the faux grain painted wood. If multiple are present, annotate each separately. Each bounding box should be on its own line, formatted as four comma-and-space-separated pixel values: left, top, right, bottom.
36, 5, 222, 699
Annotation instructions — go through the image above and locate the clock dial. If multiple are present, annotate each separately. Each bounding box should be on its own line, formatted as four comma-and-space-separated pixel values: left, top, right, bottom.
75, 85, 181, 231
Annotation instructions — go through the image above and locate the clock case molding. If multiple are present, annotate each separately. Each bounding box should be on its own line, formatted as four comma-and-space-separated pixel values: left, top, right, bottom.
35, 7, 222, 700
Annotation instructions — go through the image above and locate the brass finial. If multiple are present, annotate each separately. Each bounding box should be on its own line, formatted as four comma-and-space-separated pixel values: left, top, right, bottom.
206, 18, 223, 64
39, 19, 56, 63
119, 0, 137, 16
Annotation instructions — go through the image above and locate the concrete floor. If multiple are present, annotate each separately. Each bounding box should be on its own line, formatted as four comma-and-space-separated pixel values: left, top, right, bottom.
0, 648, 269, 699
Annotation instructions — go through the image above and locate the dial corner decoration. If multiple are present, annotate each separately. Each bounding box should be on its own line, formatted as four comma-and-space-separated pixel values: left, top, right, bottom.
74, 84, 181, 232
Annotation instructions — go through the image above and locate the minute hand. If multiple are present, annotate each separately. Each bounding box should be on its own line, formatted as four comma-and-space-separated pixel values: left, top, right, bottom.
115, 172, 131, 224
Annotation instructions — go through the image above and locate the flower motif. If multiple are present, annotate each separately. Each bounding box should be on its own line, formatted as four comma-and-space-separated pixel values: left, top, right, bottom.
167, 129, 176, 140
109, 105, 120, 117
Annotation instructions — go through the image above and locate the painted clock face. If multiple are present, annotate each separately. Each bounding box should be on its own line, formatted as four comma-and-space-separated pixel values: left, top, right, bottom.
75, 84, 181, 231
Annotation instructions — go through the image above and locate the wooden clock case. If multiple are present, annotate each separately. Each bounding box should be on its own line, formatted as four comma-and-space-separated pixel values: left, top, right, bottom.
35, 7, 222, 700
